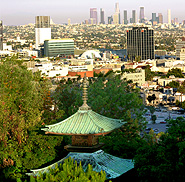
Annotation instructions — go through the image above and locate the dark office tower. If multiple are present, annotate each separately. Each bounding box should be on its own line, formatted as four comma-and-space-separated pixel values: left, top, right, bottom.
0, 21, 3, 50
152, 13, 157, 25
132, 10, 137, 23
108, 16, 113, 24
90, 8, 98, 24
139, 7, 145, 23
100, 8, 105, 24
124, 10, 128, 24
158, 13, 163, 24
130, 18, 133, 23
127, 27, 154, 61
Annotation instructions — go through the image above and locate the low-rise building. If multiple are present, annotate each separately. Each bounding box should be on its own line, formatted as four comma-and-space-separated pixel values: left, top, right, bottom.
180, 47, 185, 60
121, 69, 145, 86
44, 39, 74, 57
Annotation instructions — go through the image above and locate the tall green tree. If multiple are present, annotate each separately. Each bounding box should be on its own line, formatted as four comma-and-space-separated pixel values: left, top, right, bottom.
145, 65, 155, 81
0, 59, 43, 145
0, 58, 64, 181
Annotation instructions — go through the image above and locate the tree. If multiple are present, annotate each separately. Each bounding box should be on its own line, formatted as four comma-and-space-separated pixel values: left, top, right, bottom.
166, 81, 180, 88
134, 117, 185, 182
167, 68, 184, 78
151, 115, 157, 124
29, 157, 106, 182
135, 56, 141, 62
147, 94, 156, 105
0, 58, 65, 181
177, 85, 185, 106
145, 65, 155, 81
0, 58, 43, 145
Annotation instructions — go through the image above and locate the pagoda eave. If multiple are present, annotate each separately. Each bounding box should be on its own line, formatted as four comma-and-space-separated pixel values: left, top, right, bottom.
64, 143, 105, 153
45, 131, 111, 136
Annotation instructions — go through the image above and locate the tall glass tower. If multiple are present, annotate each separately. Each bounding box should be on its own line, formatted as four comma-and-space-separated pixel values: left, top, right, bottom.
100, 8, 105, 24
132, 10, 137, 23
139, 7, 145, 23
124, 10, 128, 25
90, 8, 98, 24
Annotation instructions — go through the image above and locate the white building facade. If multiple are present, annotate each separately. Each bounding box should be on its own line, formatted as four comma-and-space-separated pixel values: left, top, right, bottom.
35, 16, 51, 49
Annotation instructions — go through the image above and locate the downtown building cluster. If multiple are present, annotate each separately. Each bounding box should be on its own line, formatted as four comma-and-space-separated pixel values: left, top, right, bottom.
82, 3, 184, 26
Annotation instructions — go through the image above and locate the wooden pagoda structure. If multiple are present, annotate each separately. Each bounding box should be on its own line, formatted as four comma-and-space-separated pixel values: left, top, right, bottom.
42, 75, 125, 152
27, 75, 134, 179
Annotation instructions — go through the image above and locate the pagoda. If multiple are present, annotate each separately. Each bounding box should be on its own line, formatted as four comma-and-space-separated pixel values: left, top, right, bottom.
27, 75, 134, 179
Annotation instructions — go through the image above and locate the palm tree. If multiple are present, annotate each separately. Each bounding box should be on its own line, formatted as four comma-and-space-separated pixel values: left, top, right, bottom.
177, 86, 185, 106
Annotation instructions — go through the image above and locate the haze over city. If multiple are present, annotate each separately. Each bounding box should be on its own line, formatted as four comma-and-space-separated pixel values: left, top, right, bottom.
0, 0, 185, 25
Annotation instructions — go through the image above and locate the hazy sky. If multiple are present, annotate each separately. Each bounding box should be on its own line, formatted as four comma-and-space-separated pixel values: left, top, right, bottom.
0, 0, 185, 25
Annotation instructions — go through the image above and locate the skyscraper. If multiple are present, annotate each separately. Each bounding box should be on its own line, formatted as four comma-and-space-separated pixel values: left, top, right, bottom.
124, 10, 128, 25
35, 16, 51, 49
0, 21, 3, 50
139, 7, 145, 23
174, 18, 178, 25
168, 9, 171, 25
115, 2, 120, 24
115, 2, 119, 13
90, 8, 98, 24
152, 13, 157, 25
132, 10, 137, 23
113, 13, 119, 24
127, 27, 154, 61
108, 16, 113, 24
100, 8, 105, 24
158, 13, 163, 24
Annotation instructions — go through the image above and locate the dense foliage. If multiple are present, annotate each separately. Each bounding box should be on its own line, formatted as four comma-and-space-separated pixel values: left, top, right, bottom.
0, 58, 64, 181
134, 117, 185, 182
166, 80, 180, 88
30, 157, 107, 182
167, 68, 184, 78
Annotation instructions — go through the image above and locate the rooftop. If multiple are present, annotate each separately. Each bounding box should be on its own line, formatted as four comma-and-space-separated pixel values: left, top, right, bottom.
42, 109, 124, 135
27, 150, 134, 179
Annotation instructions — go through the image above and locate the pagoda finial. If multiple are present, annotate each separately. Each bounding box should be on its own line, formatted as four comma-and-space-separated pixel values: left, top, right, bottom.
79, 73, 91, 110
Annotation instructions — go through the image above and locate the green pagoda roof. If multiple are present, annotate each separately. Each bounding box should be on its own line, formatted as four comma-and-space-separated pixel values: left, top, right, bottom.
42, 74, 125, 135
42, 109, 125, 135
27, 150, 134, 179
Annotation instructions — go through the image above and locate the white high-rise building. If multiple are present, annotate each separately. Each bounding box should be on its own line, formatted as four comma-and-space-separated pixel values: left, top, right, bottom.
35, 16, 51, 49
115, 2, 120, 24
167, 9, 171, 25
113, 13, 119, 24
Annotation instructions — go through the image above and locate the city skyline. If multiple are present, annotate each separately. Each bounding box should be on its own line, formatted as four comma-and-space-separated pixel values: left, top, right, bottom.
0, 0, 185, 25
